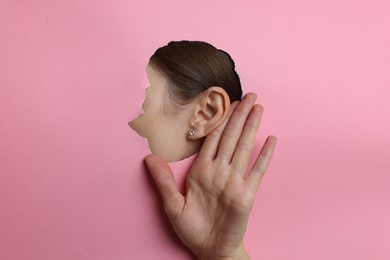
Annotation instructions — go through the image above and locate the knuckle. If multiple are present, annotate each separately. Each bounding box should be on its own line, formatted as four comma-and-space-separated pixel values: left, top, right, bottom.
237, 141, 250, 152
246, 118, 259, 130
223, 126, 237, 138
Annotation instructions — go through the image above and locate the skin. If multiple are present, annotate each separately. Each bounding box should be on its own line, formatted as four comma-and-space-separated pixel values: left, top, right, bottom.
145, 93, 277, 259
128, 65, 196, 162
129, 64, 231, 162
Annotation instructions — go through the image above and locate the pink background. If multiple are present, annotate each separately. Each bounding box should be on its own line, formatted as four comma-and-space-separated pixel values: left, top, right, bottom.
1, 0, 389, 259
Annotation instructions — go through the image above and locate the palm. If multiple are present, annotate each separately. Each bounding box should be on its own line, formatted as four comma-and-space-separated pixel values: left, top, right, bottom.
174, 159, 253, 257
145, 93, 277, 259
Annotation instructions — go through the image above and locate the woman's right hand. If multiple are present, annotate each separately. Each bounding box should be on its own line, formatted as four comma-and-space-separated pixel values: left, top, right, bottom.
145, 93, 277, 259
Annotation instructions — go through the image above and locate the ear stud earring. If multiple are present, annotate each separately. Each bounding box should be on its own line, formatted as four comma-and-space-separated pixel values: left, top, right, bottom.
188, 129, 195, 136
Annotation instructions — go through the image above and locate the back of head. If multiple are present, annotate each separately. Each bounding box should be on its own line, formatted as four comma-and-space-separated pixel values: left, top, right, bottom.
149, 40, 242, 106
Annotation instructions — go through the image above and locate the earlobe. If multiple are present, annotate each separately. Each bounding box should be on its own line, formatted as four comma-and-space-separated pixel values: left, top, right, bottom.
189, 87, 230, 139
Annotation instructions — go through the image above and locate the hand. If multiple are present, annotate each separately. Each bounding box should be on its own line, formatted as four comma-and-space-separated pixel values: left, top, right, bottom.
145, 93, 277, 259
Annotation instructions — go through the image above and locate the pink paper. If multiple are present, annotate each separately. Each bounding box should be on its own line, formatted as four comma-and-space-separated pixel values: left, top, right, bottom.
1, 0, 389, 259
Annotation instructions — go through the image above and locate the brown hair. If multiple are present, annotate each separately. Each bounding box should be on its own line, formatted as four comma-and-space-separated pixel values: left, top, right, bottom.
149, 41, 242, 106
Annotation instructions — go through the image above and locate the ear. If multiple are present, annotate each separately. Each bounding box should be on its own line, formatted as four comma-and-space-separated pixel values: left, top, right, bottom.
188, 87, 230, 139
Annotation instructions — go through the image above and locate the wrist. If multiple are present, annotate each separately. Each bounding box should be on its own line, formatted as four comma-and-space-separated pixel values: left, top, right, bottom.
197, 244, 250, 260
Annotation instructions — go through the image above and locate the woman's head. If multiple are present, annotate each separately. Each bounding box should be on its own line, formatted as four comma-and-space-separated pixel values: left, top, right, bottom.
129, 40, 242, 162
149, 40, 242, 106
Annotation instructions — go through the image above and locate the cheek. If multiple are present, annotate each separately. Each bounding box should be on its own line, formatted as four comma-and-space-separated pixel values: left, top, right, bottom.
146, 116, 173, 142
147, 127, 172, 157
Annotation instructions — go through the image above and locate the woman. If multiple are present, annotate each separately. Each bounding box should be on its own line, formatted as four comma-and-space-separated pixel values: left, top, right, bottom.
129, 40, 242, 162
130, 41, 277, 259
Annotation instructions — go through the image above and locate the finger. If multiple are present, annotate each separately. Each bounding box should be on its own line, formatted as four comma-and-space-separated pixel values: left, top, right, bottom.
216, 93, 257, 162
246, 135, 277, 193
198, 101, 239, 160
230, 104, 264, 175
144, 154, 185, 219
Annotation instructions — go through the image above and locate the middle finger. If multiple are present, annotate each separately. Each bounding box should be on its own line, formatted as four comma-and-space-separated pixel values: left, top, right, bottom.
216, 93, 257, 162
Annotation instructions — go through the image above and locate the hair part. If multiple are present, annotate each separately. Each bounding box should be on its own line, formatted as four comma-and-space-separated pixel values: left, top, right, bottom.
149, 41, 242, 108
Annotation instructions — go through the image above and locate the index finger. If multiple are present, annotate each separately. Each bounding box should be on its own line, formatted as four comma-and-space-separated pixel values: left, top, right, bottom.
197, 101, 239, 160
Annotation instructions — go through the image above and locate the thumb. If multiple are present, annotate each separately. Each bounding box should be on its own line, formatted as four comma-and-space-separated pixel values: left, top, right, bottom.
144, 154, 184, 219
